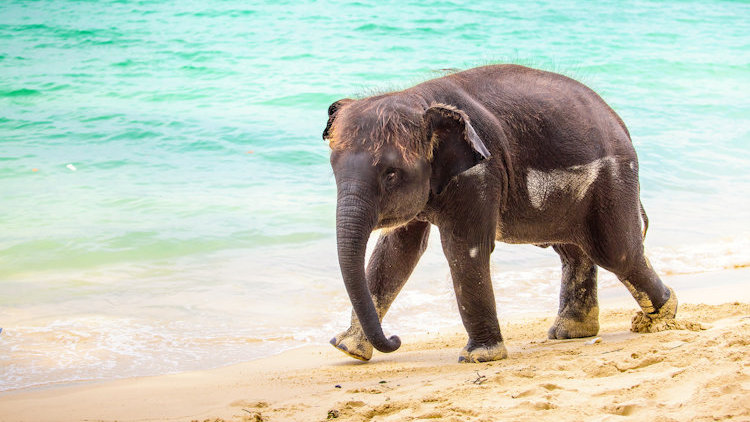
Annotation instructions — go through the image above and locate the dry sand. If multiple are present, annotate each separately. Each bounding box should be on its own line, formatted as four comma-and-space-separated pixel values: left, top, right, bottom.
1, 269, 749, 422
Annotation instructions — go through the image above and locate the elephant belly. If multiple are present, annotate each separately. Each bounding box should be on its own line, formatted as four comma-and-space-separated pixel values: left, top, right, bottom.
495, 155, 632, 245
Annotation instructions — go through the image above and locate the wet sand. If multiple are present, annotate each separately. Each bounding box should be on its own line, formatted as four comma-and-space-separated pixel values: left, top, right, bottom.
1, 269, 749, 421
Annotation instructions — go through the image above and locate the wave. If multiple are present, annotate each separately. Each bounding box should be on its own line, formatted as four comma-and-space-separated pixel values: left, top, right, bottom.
0, 88, 41, 97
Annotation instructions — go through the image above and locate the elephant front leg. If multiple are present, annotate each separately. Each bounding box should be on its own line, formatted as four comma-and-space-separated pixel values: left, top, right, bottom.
440, 228, 507, 363
330, 299, 386, 361
331, 220, 430, 361
548, 244, 600, 339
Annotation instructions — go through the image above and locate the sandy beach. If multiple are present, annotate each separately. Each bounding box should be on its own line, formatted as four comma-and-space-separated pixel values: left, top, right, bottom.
1, 268, 749, 422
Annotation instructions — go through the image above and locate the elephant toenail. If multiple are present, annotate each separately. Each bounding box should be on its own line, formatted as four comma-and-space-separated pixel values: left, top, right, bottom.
458, 356, 466, 363
329, 337, 337, 346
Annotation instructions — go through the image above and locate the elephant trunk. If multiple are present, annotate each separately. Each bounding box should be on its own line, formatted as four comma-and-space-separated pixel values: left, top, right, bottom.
336, 180, 401, 353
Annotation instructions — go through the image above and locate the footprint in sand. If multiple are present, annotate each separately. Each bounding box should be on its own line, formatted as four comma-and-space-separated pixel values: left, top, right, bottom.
511, 388, 538, 399
344, 400, 366, 408
416, 411, 444, 419
519, 400, 557, 411
539, 383, 564, 391
229, 400, 269, 408
584, 361, 620, 378
604, 401, 642, 416
420, 395, 445, 404
360, 402, 409, 419
614, 355, 665, 372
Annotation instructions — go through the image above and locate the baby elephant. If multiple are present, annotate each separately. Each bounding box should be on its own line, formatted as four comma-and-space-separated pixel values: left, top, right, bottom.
324, 64, 677, 363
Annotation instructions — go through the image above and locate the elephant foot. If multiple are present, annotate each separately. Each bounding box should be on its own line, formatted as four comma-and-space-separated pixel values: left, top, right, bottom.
458, 339, 508, 363
330, 326, 373, 361
631, 287, 690, 333
548, 306, 600, 339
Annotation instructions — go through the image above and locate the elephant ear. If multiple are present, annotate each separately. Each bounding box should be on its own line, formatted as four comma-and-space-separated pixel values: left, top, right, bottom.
323, 98, 354, 141
423, 103, 490, 196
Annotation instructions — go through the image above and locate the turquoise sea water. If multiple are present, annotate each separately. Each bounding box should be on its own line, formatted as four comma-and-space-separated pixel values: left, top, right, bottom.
1, 1, 749, 391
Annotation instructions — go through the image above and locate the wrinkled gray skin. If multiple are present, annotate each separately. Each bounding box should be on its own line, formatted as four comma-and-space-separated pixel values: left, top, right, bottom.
325, 65, 677, 363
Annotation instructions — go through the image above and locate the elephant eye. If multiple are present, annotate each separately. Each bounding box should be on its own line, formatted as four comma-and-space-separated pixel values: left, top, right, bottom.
383, 168, 400, 188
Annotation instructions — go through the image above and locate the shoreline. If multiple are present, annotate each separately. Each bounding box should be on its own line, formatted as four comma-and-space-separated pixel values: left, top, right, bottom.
2, 234, 748, 395
1, 268, 749, 421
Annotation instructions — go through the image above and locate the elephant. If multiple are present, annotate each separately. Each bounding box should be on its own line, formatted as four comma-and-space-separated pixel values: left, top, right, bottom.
323, 64, 677, 363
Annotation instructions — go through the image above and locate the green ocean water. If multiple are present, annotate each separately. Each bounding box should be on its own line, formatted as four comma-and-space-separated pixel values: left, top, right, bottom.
1, 0, 749, 391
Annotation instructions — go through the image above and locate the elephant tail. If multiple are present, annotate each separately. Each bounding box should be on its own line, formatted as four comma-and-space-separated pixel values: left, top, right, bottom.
639, 199, 649, 239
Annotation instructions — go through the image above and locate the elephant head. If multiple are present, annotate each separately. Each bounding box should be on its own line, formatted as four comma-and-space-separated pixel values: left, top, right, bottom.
324, 95, 490, 353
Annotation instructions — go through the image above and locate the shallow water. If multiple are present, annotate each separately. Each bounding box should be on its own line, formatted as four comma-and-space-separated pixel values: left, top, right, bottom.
1, 0, 749, 391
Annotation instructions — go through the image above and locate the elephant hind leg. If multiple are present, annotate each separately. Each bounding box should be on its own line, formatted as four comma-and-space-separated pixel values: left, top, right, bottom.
618, 255, 678, 333
548, 244, 600, 339
582, 194, 677, 332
